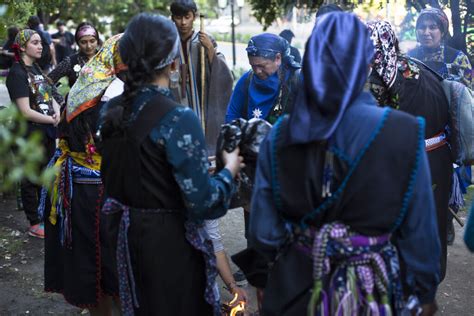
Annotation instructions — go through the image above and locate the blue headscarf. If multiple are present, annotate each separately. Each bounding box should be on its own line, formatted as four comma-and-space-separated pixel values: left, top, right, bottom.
288, 12, 374, 144
238, 33, 300, 121
246, 33, 300, 69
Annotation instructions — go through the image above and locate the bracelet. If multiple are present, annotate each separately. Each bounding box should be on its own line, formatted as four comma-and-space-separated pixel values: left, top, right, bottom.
226, 281, 238, 293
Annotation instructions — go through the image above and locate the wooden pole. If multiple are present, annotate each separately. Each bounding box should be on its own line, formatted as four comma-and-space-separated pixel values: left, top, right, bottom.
200, 14, 206, 133
449, 207, 465, 227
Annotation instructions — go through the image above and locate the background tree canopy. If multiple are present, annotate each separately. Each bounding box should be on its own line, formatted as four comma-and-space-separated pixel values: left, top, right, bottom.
0, 0, 471, 57
249, 0, 472, 59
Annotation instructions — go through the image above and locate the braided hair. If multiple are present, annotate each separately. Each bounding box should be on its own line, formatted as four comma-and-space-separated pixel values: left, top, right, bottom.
101, 13, 178, 136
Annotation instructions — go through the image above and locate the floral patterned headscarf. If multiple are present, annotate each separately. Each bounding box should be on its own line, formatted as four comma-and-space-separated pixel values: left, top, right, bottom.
66, 33, 127, 122
366, 21, 398, 89
12, 29, 37, 61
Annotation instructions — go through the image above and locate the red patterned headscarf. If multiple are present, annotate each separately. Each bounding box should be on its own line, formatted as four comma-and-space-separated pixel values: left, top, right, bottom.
366, 21, 399, 89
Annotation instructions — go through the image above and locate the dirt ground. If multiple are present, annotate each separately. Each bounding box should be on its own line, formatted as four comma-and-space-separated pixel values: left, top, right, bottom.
0, 189, 473, 315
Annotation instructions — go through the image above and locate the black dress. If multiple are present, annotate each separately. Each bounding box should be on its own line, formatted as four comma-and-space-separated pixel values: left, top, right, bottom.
43, 104, 118, 307
368, 55, 452, 280
99, 87, 235, 315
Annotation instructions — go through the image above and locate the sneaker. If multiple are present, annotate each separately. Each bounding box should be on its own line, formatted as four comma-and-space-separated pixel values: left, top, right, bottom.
233, 270, 248, 286
28, 223, 45, 239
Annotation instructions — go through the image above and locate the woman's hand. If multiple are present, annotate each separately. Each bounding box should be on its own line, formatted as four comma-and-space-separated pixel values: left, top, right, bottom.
229, 283, 248, 303
222, 147, 244, 178
51, 113, 60, 127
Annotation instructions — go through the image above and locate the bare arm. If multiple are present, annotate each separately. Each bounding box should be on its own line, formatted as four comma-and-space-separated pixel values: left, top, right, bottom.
215, 250, 248, 302
15, 97, 55, 125
50, 43, 57, 66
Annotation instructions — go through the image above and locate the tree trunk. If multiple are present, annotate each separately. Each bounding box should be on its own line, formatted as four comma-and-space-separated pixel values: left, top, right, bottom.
449, 0, 467, 53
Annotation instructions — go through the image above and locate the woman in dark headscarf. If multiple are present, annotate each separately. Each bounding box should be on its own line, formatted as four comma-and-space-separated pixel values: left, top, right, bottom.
408, 8, 472, 89
247, 13, 439, 315
367, 20, 452, 282
408, 7, 472, 244
225, 33, 300, 125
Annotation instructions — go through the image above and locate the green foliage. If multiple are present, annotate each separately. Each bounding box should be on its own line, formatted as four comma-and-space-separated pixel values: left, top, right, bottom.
249, 0, 321, 30
196, 0, 218, 18
1, 0, 175, 36
0, 106, 56, 191
0, 2, 36, 38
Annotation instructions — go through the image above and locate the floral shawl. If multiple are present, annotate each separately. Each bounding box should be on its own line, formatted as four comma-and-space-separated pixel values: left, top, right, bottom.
367, 21, 398, 89
66, 33, 127, 122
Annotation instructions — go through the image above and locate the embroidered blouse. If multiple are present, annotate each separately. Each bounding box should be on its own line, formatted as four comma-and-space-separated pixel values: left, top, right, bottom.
408, 45, 472, 89
100, 86, 234, 220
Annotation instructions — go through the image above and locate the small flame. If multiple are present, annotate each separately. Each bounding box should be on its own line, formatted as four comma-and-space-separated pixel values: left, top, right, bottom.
229, 293, 239, 306
230, 301, 245, 316
228, 293, 246, 316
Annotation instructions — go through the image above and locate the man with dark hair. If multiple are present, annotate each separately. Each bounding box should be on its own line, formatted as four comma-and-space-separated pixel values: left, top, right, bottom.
170, 0, 233, 152
27, 15, 56, 70
52, 20, 75, 64
279, 29, 301, 64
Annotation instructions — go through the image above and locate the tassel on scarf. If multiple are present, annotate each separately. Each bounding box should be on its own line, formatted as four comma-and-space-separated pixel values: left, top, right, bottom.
380, 295, 392, 316
308, 279, 323, 316
321, 150, 334, 198
335, 290, 357, 316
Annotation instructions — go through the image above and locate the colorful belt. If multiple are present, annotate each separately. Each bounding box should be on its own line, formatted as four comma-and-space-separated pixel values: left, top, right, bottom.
425, 132, 447, 152
101, 198, 220, 316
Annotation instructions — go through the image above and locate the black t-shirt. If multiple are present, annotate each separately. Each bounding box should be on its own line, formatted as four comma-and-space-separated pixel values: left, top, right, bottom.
6, 62, 54, 115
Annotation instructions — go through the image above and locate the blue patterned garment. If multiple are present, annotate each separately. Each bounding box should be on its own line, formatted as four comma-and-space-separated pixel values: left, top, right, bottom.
99, 86, 234, 316
100, 85, 235, 219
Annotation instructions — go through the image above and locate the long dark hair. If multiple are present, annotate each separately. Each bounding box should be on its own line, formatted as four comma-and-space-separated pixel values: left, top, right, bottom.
14, 30, 56, 112
102, 13, 178, 136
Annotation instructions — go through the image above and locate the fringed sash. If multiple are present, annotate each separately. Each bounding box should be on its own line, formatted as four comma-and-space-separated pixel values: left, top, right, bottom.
291, 222, 404, 316
101, 197, 221, 316
38, 139, 101, 248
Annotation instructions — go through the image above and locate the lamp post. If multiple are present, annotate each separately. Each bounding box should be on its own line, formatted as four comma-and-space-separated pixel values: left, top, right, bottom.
231, 0, 236, 66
